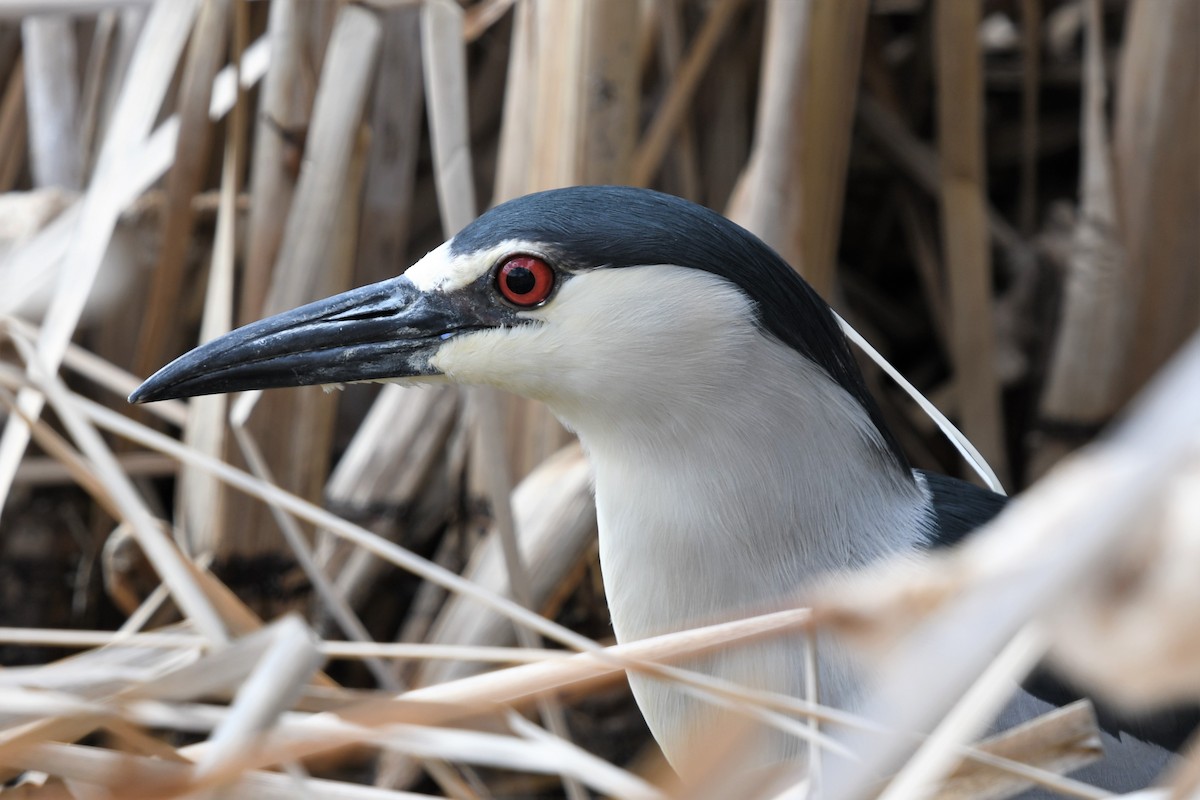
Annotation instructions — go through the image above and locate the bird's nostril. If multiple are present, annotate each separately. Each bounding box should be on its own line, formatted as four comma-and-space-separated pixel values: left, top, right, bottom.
325, 302, 403, 324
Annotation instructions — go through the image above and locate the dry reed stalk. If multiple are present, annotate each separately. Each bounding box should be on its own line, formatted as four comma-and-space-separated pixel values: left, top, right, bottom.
694, 10, 753, 209
0, 55, 26, 191
84, 664, 648, 800
526, 1, 586, 191
872, 627, 1055, 800
71, 219, 153, 401
422, 0, 475, 236
933, 0, 1008, 485
1115, 0, 1200, 395
140, 609, 816, 780
79, 393, 609, 658
318, 384, 460, 617
0, 618, 318, 789
573, 0, 640, 186
355, 4, 423, 287
401, 610, 819, 744
178, 0, 244, 557
221, 3, 381, 558
630, 0, 743, 188
20, 14, 82, 189
0, 627, 565, 664
229, 390, 400, 693
0, 205, 79, 324
795, 0, 869, 299
2, 189, 148, 328
669, 731, 797, 800
74, 9, 116, 171
259, 4, 373, 293
6, 741, 436, 800
132, 0, 231, 383
242, 0, 308, 323
728, 0, 799, 254
415, 443, 595, 686
1031, 0, 1127, 478
302, 0, 338, 74
730, 701, 1107, 800
39, 717, 655, 800
0, 379, 124, 520
381, 442, 596, 792
194, 618, 325, 781
652, 0, 700, 202
0, 1, 154, 13
13, 452, 174, 488
322, 387, 458, 517
93, 6, 150, 149
633, 0, 660, 76
856, 93, 1024, 257
0, 18, 15, 66
931, 701, 1105, 800
0, 186, 70, 252
492, 0, 534, 203
389, 530, 467, 659
3, 610, 1101, 800
8, 337, 226, 640
523, 0, 639, 191
121, 557, 344, 697
2, 315, 187, 428
1035, 458, 1200, 711
472, 1, 541, 480
728, 0, 867, 298
464, 0, 515, 42
463, 392, 589, 800
0, 0, 202, 516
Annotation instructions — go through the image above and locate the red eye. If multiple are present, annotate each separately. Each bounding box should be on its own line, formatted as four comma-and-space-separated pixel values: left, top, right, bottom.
497, 256, 555, 307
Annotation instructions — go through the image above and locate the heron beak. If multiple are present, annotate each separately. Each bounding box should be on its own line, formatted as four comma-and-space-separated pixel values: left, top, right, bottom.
129, 275, 492, 403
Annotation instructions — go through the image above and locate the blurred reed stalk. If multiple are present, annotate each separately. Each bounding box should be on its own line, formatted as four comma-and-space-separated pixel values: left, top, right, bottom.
0, 1, 1195, 797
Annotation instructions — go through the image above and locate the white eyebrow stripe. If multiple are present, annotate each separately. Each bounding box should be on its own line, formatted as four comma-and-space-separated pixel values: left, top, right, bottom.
404, 239, 536, 293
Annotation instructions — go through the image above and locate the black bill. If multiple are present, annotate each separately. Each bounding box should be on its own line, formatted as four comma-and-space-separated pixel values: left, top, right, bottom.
130, 275, 502, 403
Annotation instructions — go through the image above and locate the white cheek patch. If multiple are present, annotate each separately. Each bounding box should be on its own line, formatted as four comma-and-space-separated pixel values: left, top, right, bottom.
425, 266, 759, 408
429, 327, 513, 379
403, 239, 536, 293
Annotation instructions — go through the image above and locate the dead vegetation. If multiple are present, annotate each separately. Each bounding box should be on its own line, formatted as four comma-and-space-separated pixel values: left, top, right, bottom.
0, 1, 1197, 798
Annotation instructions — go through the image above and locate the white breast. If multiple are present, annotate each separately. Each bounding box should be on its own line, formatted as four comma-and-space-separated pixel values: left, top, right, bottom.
563, 320, 932, 767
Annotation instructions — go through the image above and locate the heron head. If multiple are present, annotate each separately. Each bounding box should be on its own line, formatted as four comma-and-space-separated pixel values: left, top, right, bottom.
131, 187, 890, 447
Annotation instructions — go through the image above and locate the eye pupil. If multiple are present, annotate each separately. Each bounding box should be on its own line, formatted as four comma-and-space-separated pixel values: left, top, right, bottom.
497, 256, 555, 306
505, 266, 536, 296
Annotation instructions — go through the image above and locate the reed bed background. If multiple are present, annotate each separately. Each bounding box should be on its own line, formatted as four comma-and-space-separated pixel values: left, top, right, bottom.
0, 0, 1196, 797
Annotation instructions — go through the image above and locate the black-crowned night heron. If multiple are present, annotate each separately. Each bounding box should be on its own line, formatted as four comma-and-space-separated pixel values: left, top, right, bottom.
132, 186, 1184, 787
